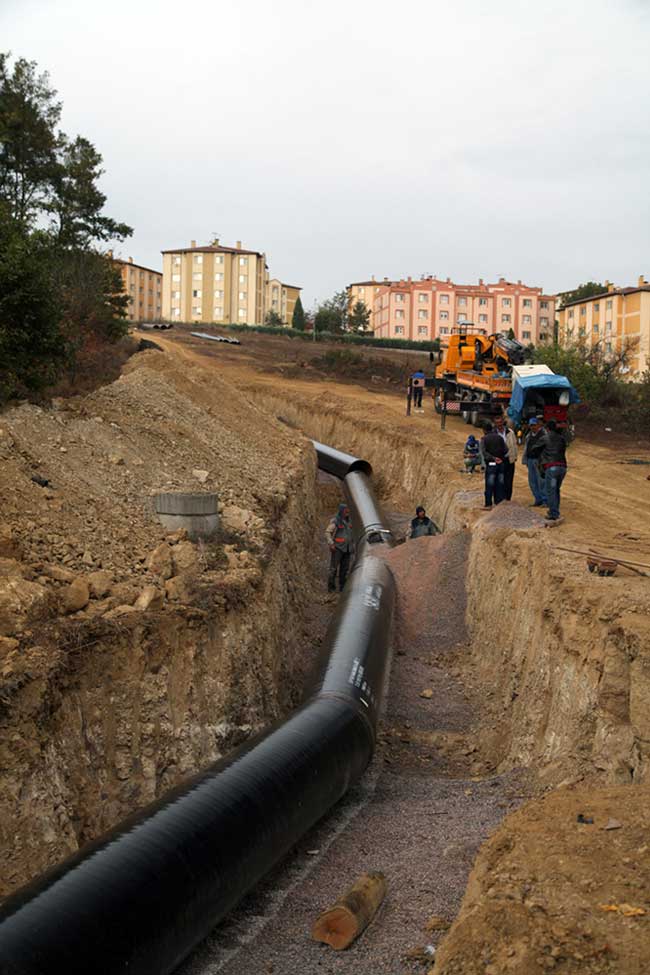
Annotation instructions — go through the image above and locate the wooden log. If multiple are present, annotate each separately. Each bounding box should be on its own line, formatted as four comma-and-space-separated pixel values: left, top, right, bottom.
311, 871, 387, 950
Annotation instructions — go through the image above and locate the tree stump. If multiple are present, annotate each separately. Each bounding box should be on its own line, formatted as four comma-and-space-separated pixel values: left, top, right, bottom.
311, 871, 387, 950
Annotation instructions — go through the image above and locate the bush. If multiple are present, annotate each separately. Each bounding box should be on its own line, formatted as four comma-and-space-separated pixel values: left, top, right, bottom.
197, 321, 440, 352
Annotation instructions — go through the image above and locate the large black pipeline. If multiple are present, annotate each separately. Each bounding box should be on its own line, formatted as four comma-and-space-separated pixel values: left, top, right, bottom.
0, 442, 395, 975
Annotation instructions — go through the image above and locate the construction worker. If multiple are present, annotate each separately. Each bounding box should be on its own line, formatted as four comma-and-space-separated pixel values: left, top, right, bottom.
521, 417, 547, 507
463, 434, 481, 474
535, 419, 568, 522
494, 415, 518, 500
325, 503, 354, 592
409, 506, 436, 538
411, 370, 426, 411
480, 420, 507, 509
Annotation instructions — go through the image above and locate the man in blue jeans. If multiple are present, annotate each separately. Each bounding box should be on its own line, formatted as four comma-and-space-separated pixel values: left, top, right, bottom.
522, 417, 547, 507
479, 421, 507, 510
529, 419, 568, 521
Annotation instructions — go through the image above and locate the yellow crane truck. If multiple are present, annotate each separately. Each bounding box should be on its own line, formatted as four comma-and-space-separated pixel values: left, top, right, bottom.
431, 324, 527, 426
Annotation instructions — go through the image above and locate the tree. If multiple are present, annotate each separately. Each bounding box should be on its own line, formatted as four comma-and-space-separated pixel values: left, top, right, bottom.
292, 295, 305, 331
348, 300, 371, 332
0, 217, 66, 401
0, 53, 61, 228
314, 290, 348, 333
50, 136, 132, 248
265, 309, 283, 327
558, 282, 606, 309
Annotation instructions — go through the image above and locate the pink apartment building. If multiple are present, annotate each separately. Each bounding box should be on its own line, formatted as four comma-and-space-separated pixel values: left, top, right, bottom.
373, 277, 556, 344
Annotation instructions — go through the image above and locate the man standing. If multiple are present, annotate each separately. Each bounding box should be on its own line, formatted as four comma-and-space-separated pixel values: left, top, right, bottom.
325, 503, 354, 593
480, 421, 507, 510
495, 415, 518, 500
411, 370, 426, 411
522, 417, 547, 507
409, 506, 436, 538
538, 419, 568, 522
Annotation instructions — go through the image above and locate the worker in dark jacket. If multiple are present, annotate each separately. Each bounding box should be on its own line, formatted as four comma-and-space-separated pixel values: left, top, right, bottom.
480, 421, 507, 509
521, 417, 547, 507
535, 419, 568, 521
409, 506, 436, 538
325, 503, 354, 592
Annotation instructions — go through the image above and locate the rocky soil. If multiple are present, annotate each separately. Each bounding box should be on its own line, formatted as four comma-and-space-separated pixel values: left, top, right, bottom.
0, 347, 323, 896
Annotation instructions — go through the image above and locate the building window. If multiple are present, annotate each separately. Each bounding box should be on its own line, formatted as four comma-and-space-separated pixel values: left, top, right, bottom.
172, 290, 180, 300
594, 302, 599, 311
440, 294, 449, 304
606, 299, 613, 309
502, 297, 512, 307
606, 321, 612, 331
418, 309, 428, 320
458, 296, 467, 307
395, 309, 405, 319
272, 286, 279, 296
215, 289, 223, 299
523, 299, 532, 307
418, 293, 428, 303
457, 313, 467, 323
568, 310, 574, 319
173, 256, 181, 265
172, 274, 180, 282
238, 308, 246, 318
479, 313, 488, 323
215, 255, 223, 264
440, 310, 449, 321
238, 291, 247, 301
440, 326, 449, 335
215, 272, 223, 281
593, 323, 599, 333
540, 317, 548, 326
395, 293, 405, 303
192, 272, 201, 280
172, 308, 180, 317
522, 330, 531, 339
479, 297, 487, 306
540, 300, 548, 309
192, 306, 201, 316
214, 307, 223, 318
393, 326, 404, 335
194, 255, 203, 265
522, 314, 531, 324
502, 314, 511, 323
418, 326, 428, 335
239, 274, 246, 284
239, 257, 248, 266
580, 306, 586, 316
605, 341, 612, 353
192, 289, 201, 298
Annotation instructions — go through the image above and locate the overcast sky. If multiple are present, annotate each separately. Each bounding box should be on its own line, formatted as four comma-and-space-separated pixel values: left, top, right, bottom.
3, 0, 649, 306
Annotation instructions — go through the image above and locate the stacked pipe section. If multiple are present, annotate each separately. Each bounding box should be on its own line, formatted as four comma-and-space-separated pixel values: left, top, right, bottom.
0, 441, 395, 975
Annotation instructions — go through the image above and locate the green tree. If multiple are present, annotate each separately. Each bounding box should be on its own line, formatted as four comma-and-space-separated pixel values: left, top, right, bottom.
292, 295, 305, 330
50, 136, 132, 247
558, 282, 606, 309
348, 299, 371, 332
265, 309, 283, 327
314, 290, 348, 333
0, 53, 61, 228
0, 216, 66, 401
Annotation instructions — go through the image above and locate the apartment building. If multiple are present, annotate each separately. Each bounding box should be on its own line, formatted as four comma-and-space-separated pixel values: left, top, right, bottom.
558, 276, 650, 378
110, 255, 162, 322
266, 278, 302, 326
373, 277, 555, 344
162, 240, 267, 325
347, 277, 394, 331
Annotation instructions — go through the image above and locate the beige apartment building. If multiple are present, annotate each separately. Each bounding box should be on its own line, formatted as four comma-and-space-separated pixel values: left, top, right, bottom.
162, 240, 267, 325
373, 276, 555, 344
347, 277, 394, 331
266, 278, 302, 326
110, 254, 162, 322
558, 276, 650, 378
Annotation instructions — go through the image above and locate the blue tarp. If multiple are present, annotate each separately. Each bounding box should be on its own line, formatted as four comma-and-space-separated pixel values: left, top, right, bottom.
508, 373, 580, 424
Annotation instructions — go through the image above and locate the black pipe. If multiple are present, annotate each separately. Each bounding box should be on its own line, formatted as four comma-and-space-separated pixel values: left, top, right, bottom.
0, 443, 395, 975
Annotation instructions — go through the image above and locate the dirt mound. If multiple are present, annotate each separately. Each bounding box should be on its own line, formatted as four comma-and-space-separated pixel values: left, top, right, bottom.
434, 784, 650, 974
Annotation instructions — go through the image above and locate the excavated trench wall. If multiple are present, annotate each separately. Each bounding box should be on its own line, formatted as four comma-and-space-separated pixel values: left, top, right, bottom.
0, 448, 320, 898
254, 387, 650, 787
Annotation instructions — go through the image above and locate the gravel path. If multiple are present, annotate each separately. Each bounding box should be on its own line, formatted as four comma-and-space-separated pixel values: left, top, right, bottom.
179, 530, 524, 975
